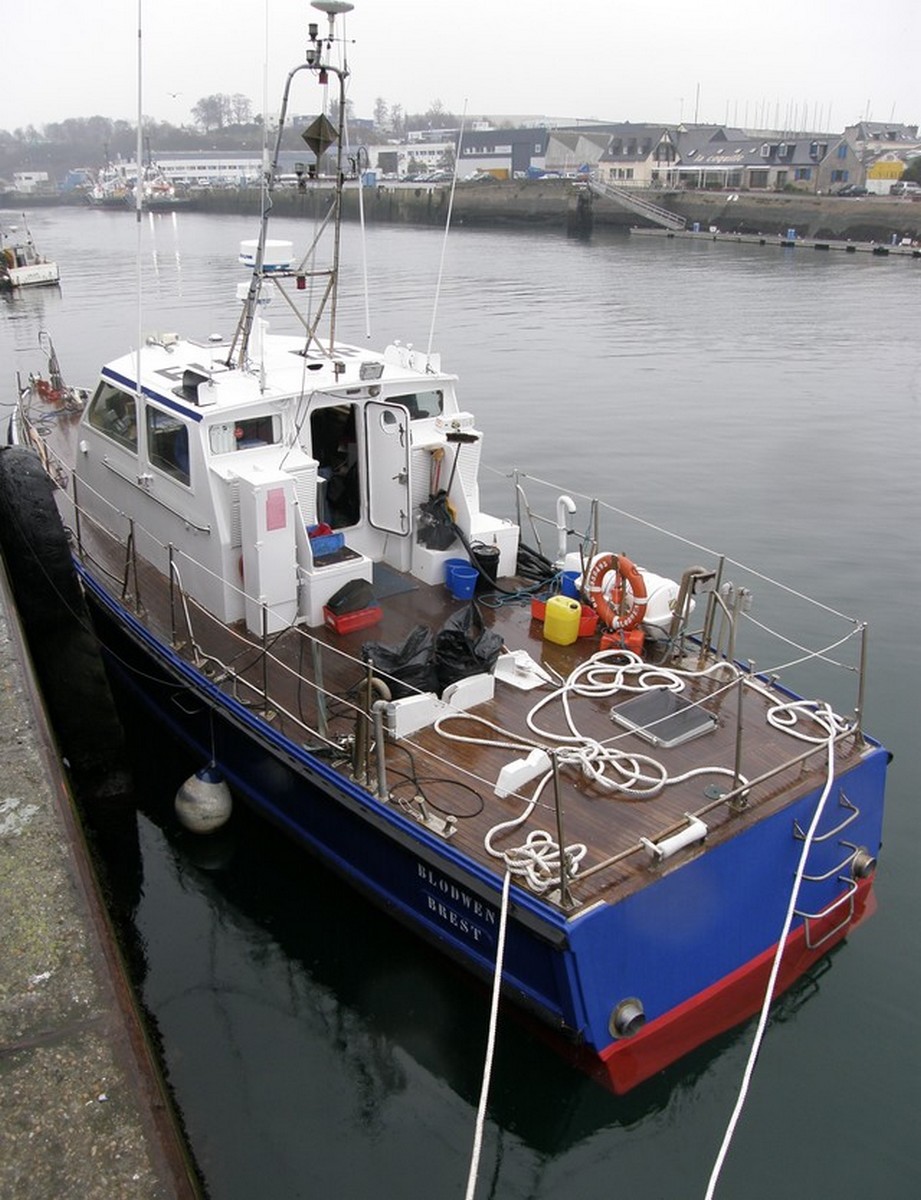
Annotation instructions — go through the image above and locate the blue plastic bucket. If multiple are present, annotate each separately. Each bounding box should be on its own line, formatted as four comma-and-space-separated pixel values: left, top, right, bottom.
444, 557, 471, 588
449, 566, 478, 601
560, 570, 581, 599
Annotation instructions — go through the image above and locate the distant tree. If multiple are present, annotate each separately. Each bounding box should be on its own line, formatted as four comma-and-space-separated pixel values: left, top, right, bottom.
373, 97, 389, 132
13, 125, 42, 144
107, 120, 138, 160
389, 103, 404, 138
229, 94, 253, 125
192, 94, 232, 132
404, 101, 461, 134
903, 156, 921, 184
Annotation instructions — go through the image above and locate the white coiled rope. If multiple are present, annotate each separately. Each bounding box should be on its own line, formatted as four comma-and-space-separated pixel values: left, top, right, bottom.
435, 648, 749, 890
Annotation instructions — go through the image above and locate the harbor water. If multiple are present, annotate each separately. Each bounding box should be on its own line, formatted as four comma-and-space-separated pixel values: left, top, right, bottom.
2, 207, 919, 1198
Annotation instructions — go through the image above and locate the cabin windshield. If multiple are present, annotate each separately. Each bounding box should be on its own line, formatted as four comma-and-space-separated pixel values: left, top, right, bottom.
391, 389, 443, 419
146, 406, 190, 486
86, 382, 138, 453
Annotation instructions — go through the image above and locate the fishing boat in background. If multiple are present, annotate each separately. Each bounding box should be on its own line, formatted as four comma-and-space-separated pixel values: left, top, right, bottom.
0, 217, 60, 289
86, 163, 132, 208
3, 1, 889, 1094
132, 157, 193, 212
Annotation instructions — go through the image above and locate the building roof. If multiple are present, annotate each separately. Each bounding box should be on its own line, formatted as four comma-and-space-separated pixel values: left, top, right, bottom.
674, 128, 831, 170
846, 121, 919, 143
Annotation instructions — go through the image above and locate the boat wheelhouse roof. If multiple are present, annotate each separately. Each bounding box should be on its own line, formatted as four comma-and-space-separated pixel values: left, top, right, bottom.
99, 333, 456, 420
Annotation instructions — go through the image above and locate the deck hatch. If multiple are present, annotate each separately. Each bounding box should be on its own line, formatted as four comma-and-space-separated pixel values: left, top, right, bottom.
610, 688, 717, 748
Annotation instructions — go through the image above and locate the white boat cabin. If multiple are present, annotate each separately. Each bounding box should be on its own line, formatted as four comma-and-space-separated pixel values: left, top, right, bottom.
76, 328, 519, 633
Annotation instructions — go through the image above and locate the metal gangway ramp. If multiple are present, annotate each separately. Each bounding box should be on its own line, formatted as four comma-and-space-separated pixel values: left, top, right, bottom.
588, 180, 687, 230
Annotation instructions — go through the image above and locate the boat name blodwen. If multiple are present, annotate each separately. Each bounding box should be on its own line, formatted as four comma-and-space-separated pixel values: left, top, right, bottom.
418, 862, 498, 944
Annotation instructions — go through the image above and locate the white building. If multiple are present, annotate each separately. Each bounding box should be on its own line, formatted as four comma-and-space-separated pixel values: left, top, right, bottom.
13, 171, 53, 194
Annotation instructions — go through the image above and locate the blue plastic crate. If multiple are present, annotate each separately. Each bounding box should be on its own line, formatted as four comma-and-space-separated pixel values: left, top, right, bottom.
310, 532, 345, 557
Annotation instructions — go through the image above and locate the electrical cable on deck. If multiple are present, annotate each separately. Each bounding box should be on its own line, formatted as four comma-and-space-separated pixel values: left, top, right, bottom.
464, 869, 511, 1200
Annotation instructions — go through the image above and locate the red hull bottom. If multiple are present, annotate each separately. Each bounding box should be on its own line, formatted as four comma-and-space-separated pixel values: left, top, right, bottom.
587, 877, 876, 1094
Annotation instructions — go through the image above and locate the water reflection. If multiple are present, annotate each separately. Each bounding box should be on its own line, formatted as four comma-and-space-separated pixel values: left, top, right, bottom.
77, 685, 841, 1198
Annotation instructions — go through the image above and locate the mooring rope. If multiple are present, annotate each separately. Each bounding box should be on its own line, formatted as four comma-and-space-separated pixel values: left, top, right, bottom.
703, 702, 839, 1199
464, 870, 511, 1200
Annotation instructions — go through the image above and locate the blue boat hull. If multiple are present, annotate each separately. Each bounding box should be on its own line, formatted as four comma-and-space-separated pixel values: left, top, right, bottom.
83, 566, 887, 1091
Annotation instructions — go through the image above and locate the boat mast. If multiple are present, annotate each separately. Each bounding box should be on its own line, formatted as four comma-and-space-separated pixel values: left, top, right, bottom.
230, 0, 353, 370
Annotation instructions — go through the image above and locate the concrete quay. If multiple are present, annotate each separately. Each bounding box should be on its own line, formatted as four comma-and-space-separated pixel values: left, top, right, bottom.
0, 564, 199, 1199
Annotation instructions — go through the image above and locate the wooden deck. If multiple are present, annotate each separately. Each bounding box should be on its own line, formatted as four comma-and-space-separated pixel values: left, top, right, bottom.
74, 494, 865, 915
27, 401, 866, 917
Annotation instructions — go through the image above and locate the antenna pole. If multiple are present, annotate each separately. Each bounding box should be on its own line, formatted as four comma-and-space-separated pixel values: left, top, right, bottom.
135, 1, 144, 409
230, 0, 353, 368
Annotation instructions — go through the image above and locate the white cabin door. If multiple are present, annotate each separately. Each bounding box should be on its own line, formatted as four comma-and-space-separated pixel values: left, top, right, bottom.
364, 401, 411, 535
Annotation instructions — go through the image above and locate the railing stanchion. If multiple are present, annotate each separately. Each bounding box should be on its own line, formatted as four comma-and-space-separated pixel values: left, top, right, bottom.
372, 700, 389, 799
551, 749, 572, 909
72, 472, 83, 557
261, 603, 269, 711
311, 636, 328, 741
168, 544, 177, 646
854, 622, 868, 746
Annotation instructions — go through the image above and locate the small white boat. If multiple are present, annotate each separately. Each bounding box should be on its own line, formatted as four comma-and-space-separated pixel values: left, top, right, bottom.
0, 219, 60, 289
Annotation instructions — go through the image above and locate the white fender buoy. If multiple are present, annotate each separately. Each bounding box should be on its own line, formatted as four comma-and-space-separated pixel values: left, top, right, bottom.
175, 766, 233, 834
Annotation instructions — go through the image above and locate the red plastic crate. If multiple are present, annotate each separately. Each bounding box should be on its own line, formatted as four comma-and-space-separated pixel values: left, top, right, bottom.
600, 628, 644, 655
323, 604, 383, 635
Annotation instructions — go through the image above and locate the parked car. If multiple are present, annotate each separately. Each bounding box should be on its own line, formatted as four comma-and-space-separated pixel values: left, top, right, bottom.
889, 180, 921, 196
834, 183, 868, 196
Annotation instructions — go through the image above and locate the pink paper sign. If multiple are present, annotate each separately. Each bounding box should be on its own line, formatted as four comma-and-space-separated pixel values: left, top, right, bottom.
265, 487, 287, 532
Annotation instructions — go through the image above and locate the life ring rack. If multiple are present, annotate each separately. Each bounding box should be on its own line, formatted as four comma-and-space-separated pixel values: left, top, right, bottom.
586, 553, 647, 632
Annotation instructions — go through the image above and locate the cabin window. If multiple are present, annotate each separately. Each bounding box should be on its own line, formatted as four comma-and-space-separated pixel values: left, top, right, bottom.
208, 414, 281, 454
391, 390, 443, 419
86, 383, 138, 452
146, 406, 190, 486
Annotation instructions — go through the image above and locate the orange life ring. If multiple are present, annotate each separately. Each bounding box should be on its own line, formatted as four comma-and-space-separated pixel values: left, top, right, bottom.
35, 378, 62, 404
586, 553, 647, 631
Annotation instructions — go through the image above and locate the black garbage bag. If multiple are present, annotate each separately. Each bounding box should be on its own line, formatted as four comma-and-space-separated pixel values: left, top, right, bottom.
417, 490, 459, 551
434, 602, 504, 692
361, 625, 438, 700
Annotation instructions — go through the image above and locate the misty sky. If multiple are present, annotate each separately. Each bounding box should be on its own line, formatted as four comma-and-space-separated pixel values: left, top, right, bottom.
5, 0, 919, 135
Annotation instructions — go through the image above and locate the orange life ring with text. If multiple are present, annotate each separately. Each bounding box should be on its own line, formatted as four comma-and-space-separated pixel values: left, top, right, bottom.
34, 378, 63, 405
586, 553, 647, 631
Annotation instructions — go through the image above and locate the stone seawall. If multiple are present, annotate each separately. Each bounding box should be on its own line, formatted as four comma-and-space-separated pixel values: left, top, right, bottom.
234, 180, 921, 243
6, 180, 920, 243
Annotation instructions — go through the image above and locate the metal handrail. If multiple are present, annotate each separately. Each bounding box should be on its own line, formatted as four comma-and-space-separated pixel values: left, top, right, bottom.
588, 179, 687, 229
